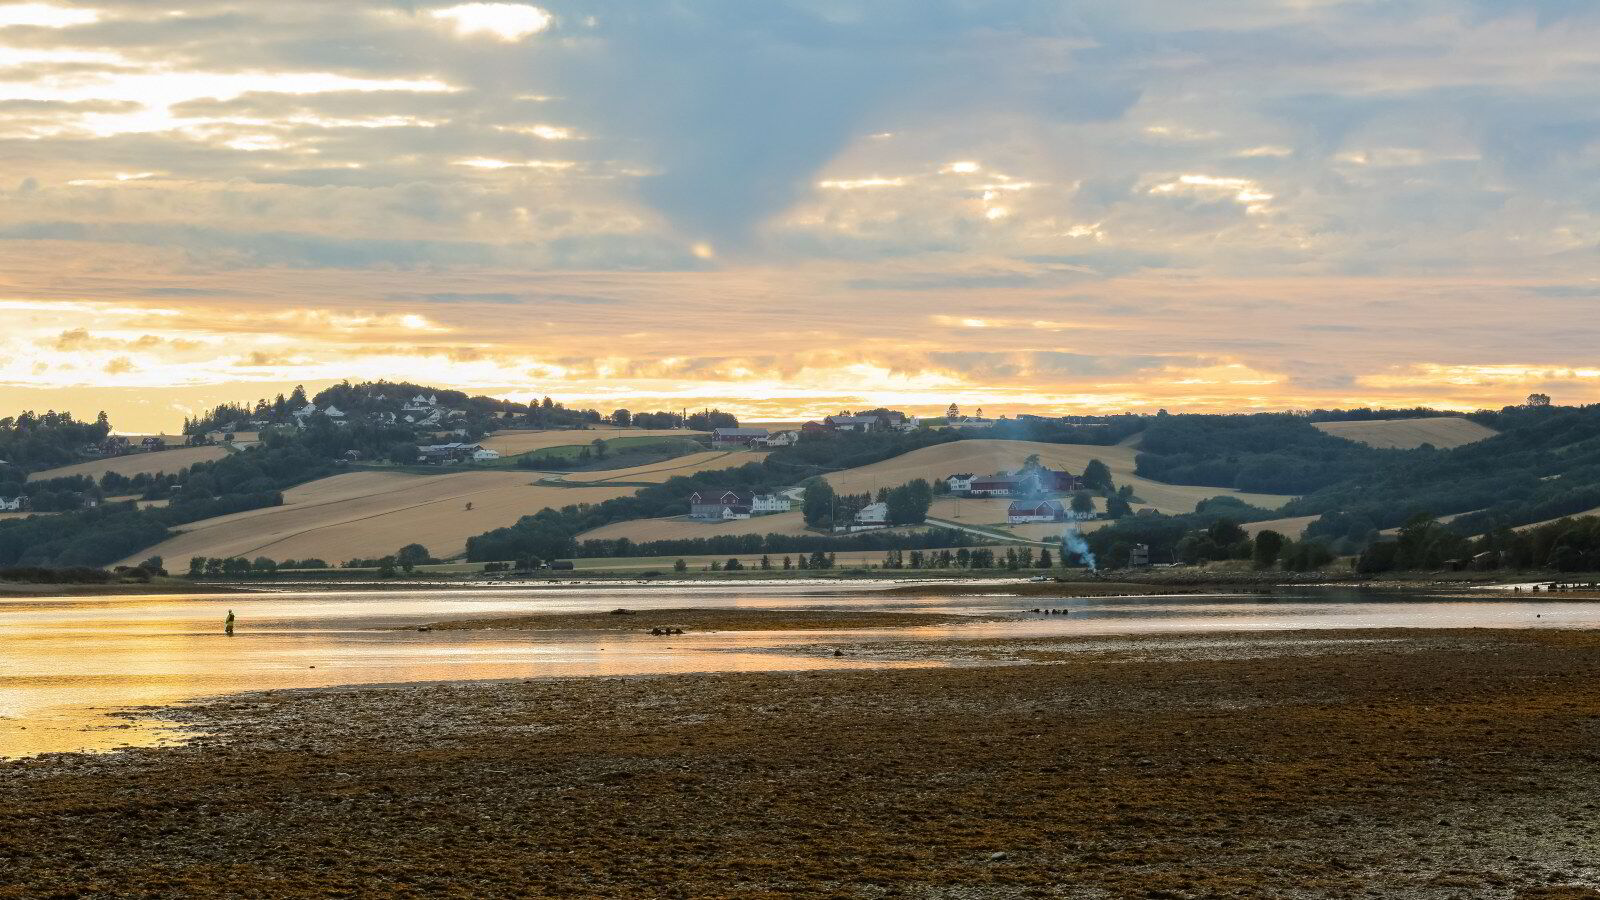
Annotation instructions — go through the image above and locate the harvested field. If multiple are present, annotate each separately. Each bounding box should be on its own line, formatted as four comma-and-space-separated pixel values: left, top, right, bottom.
479, 428, 701, 457
1313, 416, 1497, 449
823, 439, 1295, 515
1244, 514, 1318, 537
116, 472, 634, 567
4, 629, 1597, 897
27, 446, 227, 483
557, 449, 765, 484
579, 510, 821, 542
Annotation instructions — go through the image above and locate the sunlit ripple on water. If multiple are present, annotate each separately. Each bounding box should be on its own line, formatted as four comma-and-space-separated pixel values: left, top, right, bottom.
4, 582, 1599, 758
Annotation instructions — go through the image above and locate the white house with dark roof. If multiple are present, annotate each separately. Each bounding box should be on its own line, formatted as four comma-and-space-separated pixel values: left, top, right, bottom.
946, 473, 976, 493
750, 493, 792, 514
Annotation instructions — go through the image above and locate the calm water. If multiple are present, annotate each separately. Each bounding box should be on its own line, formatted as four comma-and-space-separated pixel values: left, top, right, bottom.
4, 580, 1599, 758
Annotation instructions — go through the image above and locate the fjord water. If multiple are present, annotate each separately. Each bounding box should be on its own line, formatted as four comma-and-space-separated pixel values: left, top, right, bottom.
5, 581, 1600, 758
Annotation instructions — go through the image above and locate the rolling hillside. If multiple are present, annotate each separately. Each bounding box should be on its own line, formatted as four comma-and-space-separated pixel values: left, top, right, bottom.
118, 472, 637, 567
1311, 417, 1496, 450
821, 440, 1295, 515
28, 446, 228, 482
118, 446, 764, 566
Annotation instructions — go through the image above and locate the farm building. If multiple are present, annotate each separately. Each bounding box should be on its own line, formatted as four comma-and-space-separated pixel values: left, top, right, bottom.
824, 415, 878, 432
1008, 499, 1068, 523
957, 467, 1081, 497
417, 442, 484, 464
967, 475, 1021, 497
751, 493, 792, 514
689, 489, 752, 520
712, 427, 770, 447
854, 502, 888, 526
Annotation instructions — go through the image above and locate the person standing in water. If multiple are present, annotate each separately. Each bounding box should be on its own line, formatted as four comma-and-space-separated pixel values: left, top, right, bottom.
224, 609, 235, 636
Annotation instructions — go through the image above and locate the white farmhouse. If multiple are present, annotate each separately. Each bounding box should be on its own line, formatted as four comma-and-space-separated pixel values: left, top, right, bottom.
855, 502, 888, 526
946, 473, 976, 493
472, 448, 501, 462
751, 493, 792, 514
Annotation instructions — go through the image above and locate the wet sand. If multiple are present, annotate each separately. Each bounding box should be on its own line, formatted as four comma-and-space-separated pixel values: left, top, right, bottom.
422, 606, 1007, 632
4, 628, 1599, 897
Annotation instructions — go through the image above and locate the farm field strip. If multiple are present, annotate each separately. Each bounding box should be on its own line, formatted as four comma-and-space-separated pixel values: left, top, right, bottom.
559, 450, 765, 485
479, 428, 703, 456
28, 446, 228, 482
1312, 417, 1497, 449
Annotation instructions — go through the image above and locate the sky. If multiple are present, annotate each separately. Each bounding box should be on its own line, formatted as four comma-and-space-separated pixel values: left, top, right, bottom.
2, 0, 1600, 432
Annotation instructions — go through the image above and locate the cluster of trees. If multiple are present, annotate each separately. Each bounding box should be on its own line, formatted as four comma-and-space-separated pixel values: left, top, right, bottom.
577, 527, 982, 561
1135, 413, 1395, 494
1172, 519, 1335, 572
979, 416, 1145, 447
0, 410, 111, 474
801, 478, 934, 528
1356, 514, 1600, 574
883, 546, 1056, 570
0, 565, 116, 584
191, 543, 434, 577
0, 474, 103, 512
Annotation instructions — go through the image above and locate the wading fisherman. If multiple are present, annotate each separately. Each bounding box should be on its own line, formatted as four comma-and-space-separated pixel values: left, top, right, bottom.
224, 609, 235, 636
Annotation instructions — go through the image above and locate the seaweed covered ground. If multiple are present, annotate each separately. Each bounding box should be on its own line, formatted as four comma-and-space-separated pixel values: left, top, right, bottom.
3, 629, 1599, 898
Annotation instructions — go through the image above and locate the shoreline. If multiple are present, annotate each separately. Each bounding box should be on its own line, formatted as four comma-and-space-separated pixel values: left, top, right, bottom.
4, 627, 1598, 896
28, 564, 1600, 597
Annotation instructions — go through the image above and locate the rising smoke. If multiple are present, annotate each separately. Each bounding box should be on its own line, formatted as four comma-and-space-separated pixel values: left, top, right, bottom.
1061, 518, 1098, 572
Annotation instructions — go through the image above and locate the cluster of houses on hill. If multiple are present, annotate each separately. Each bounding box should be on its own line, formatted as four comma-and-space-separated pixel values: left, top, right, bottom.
945, 466, 1096, 525
0, 495, 30, 512
80, 435, 191, 458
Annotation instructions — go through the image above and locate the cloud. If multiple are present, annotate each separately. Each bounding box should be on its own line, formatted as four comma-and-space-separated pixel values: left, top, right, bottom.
7, 1, 1600, 427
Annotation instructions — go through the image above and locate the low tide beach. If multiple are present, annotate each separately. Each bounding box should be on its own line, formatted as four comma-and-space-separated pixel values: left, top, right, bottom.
3, 584, 1600, 897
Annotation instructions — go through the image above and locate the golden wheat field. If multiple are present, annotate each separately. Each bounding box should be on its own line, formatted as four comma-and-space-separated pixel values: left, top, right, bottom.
479, 428, 702, 456
28, 446, 229, 483
823, 440, 1295, 515
1243, 515, 1318, 537
1311, 417, 1496, 449
579, 509, 821, 543
116, 472, 636, 567
558, 450, 766, 485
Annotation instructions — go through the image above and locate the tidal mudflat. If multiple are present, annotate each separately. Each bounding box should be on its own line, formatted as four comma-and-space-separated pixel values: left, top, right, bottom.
3, 626, 1599, 898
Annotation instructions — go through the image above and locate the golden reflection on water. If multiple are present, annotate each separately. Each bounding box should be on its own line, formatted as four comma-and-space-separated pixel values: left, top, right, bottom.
6, 585, 1600, 759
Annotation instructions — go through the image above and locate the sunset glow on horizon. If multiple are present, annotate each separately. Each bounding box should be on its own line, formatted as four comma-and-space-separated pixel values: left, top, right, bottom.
4, 1, 1600, 431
